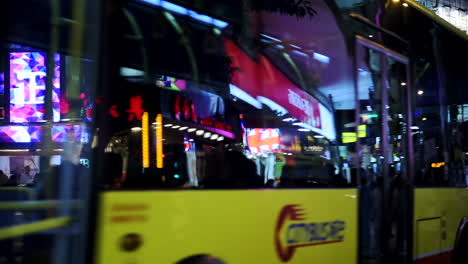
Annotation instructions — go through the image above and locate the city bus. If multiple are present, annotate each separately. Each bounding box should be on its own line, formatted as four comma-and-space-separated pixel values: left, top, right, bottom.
0, 0, 467, 264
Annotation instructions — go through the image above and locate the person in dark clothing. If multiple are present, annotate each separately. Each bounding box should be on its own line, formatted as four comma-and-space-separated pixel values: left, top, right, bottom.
202, 150, 261, 189
0, 170, 8, 185
265, 179, 276, 188
101, 153, 124, 189
163, 147, 189, 188
224, 150, 262, 188
201, 148, 228, 189
6, 172, 19, 186
34, 160, 85, 200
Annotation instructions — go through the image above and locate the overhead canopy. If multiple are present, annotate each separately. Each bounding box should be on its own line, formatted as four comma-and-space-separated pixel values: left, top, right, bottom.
405, 0, 468, 42
256, 0, 354, 110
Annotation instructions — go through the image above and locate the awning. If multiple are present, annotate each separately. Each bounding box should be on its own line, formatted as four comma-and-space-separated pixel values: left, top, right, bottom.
405, 0, 468, 41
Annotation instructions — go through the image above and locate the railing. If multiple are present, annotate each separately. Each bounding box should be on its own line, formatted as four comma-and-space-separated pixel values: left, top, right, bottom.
0, 216, 71, 240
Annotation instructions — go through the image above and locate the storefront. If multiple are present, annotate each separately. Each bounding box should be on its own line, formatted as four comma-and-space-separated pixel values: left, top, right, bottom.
0, 49, 91, 185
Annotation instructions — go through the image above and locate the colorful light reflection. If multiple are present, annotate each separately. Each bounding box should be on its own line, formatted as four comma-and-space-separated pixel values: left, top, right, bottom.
0, 125, 86, 143
246, 128, 280, 154
10, 52, 60, 123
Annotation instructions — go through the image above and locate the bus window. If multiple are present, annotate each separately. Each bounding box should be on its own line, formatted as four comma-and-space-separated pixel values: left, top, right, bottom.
386, 55, 411, 257
412, 58, 448, 186
356, 44, 384, 185
99, 1, 357, 190
387, 57, 409, 183
355, 41, 385, 259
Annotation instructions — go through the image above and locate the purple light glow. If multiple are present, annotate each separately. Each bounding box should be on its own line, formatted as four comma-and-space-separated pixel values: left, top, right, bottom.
0, 125, 87, 143
0, 73, 4, 94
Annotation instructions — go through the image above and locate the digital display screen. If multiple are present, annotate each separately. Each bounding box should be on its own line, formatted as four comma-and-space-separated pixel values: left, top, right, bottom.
0, 125, 87, 143
0, 126, 41, 143
246, 128, 280, 154
10, 52, 60, 122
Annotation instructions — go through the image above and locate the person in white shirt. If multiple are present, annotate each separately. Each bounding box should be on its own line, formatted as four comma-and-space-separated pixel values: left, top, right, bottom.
19, 166, 34, 185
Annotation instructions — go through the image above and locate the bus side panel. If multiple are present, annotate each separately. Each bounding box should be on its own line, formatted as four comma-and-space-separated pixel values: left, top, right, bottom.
95, 189, 358, 264
414, 188, 468, 263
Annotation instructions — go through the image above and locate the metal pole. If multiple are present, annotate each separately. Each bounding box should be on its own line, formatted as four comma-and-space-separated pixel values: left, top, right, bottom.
380, 51, 390, 264
42, 0, 60, 202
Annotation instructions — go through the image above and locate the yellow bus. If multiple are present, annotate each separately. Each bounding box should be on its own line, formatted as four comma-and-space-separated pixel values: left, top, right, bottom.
0, 1, 467, 264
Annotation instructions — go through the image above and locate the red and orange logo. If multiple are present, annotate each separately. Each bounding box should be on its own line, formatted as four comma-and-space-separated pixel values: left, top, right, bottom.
274, 204, 345, 262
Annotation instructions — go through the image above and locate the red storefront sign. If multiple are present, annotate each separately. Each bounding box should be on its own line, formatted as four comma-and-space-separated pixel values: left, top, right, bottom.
225, 39, 322, 129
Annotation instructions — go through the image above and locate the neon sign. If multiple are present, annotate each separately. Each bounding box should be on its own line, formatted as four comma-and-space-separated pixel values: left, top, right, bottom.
10, 52, 60, 122
431, 162, 445, 168
155, 114, 164, 168
127, 95, 145, 121
142, 112, 150, 168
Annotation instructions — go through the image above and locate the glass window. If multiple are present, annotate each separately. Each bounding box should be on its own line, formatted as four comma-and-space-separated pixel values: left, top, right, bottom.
99, 1, 357, 190
356, 44, 384, 185
0, 0, 101, 263
412, 60, 449, 186
356, 39, 411, 260
387, 57, 409, 185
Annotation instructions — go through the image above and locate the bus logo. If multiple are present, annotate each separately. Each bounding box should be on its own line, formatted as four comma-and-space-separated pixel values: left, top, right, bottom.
274, 204, 346, 262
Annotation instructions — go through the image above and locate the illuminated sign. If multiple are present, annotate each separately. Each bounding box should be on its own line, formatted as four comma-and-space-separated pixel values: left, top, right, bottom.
287, 89, 321, 128
342, 132, 357, 143
274, 204, 345, 262
80, 158, 90, 168
342, 126, 366, 144
279, 131, 302, 154
361, 113, 378, 123
155, 75, 186, 91
155, 114, 163, 168
225, 39, 336, 140
0, 125, 87, 143
246, 128, 280, 154
142, 112, 150, 168
173, 93, 233, 135
10, 52, 60, 122
303, 145, 324, 154
431, 162, 445, 168
127, 95, 145, 121
109, 94, 147, 122
358, 124, 367, 138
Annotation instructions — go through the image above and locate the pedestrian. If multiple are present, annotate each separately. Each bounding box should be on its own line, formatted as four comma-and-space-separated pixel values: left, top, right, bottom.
0, 170, 8, 185
19, 166, 35, 185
